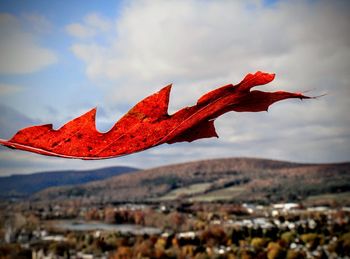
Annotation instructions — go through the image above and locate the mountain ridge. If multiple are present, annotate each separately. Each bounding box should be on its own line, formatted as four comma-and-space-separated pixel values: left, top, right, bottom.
32, 157, 350, 205
0, 166, 138, 199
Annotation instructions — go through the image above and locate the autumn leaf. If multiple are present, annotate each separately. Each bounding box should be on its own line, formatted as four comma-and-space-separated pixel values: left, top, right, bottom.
0, 71, 310, 159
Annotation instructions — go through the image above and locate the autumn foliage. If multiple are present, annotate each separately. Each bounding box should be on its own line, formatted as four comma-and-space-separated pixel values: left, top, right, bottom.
0, 71, 309, 159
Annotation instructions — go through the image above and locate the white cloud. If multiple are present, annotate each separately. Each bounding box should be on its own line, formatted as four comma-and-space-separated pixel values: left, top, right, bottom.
66, 13, 111, 39
68, 1, 349, 102
22, 13, 52, 33
66, 23, 96, 38
0, 13, 57, 74
66, 0, 350, 165
84, 13, 111, 31
0, 83, 22, 95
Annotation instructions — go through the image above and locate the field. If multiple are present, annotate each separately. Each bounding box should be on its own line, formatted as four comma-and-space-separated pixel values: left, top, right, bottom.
155, 183, 211, 200
304, 191, 350, 206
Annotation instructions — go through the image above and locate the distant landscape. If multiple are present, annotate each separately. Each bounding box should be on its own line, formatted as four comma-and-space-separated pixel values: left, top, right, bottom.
22, 157, 350, 206
0, 166, 138, 199
1, 157, 350, 258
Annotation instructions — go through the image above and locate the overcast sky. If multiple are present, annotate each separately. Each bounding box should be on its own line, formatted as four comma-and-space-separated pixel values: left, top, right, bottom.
0, 0, 349, 176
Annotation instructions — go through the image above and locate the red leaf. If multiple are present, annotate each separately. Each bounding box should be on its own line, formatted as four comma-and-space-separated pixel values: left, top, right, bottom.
0, 71, 310, 159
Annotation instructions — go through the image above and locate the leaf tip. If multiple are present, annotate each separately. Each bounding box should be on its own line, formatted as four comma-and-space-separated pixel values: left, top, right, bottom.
163, 83, 172, 93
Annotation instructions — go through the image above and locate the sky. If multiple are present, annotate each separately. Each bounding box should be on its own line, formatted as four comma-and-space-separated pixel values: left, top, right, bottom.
0, 0, 349, 176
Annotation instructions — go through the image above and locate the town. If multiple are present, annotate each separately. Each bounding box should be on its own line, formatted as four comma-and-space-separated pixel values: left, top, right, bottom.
1, 200, 349, 259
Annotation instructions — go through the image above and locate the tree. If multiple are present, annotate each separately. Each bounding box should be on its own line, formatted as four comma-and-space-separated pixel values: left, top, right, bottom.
267, 242, 286, 259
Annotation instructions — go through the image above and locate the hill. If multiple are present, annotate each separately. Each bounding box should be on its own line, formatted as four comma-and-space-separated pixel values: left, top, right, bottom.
33, 158, 350, 205
0, 166, 138, 199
